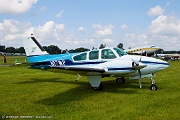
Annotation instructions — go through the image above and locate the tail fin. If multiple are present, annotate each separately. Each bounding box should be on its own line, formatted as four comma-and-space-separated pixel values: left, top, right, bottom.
22, 36, 48, 56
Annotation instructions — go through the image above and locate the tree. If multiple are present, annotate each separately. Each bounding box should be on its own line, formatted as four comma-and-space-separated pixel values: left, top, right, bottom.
62, 49, 68, 54
15, 47, 25, 53
43, 46, 48, 52
117, 43, 124, 49
74, 47, 89, 52
5, 47, 15, 53
99, 44, 106, 49
49, 45, 61, 54
0, 45, 5, 52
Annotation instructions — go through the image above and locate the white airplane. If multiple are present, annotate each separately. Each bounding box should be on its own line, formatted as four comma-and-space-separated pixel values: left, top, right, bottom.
20, 36, 169, 91
125, 45, 160, 56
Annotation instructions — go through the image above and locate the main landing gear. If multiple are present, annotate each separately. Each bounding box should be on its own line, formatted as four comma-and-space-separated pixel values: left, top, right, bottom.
116, 77, 125, 84
93, 83, 103, 91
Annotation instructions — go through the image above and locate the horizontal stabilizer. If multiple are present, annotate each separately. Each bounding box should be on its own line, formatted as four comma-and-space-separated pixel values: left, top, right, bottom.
10, 62, 31, 66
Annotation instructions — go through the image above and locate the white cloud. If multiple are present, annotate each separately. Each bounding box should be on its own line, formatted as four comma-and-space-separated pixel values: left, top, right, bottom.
147, 5, 164, 17
0, 0, 38, 15
120, 24, 128, 31
93, 24, 114, 37
55, 10, 64, 18
78, 27, 85, 33
1, 16, 179, 51
0, 19, 66, 47
103, 38, 114, 46
0, 19, 32, 46
0, 19, 96, 49
149, 15, 180, 36
123, 15, 180, 50
147, 15, 180, 50
123, 33, 149, 49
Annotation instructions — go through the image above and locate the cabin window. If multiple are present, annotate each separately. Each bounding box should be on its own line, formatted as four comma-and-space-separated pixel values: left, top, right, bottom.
101, 49, 116, 59
89, 51, 99, 60
73, 53, 87, 61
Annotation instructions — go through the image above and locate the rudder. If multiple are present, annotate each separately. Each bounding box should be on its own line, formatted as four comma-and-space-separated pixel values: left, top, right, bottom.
22, 36, 48, 56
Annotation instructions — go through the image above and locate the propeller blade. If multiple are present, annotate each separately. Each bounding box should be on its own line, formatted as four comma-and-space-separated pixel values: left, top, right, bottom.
131, 59, 139, 66
134, 64, 147, 70
132, 56, 144, 89
138, 69, 142, 88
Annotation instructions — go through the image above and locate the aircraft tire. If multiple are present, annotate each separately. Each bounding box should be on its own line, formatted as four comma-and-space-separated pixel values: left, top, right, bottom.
150, 84, 158, 91
93, 83, 103, 91
116, 77, 125, 84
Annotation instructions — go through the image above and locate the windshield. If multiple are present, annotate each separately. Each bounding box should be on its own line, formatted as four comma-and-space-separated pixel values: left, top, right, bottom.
113, 48, 127, 57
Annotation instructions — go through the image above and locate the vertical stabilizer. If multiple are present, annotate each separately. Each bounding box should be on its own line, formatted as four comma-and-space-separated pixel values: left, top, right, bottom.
22, 37, 48, 56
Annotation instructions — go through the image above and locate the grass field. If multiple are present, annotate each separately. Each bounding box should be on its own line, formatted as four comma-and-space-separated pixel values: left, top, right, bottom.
0, 56, 27, 65
0, 56, 180, 120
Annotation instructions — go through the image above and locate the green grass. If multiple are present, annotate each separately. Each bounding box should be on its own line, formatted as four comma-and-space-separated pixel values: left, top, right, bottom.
0, 56, 27, 65
0, 60, 180, 120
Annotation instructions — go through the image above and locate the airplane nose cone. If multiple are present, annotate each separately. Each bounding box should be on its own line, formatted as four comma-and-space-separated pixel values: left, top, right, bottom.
158, 60, 169, 70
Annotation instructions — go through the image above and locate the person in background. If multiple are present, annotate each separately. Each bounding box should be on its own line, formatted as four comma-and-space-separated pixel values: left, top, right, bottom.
3, 54, 6, 63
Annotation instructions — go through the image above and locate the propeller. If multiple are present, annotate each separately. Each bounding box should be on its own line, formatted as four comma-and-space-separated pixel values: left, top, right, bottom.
132, 57, 145, 88
138, 69, 142, 88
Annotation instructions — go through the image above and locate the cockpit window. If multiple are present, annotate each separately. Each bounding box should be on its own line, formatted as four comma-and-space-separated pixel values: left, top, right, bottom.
113, 48, 127, 57
101, 49, 116, 59
73, 53, 87, 61
89, 51, 99, 60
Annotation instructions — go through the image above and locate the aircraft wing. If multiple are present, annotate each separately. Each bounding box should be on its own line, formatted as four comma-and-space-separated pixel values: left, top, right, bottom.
50, 66, 105, 73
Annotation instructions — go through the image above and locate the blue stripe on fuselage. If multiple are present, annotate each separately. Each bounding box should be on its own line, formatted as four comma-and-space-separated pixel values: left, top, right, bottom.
108, 67, 135, 71
141, 61, 169, 66
27, 54, 76, 63
27, 54, 106, 66
47, 60, 105, 66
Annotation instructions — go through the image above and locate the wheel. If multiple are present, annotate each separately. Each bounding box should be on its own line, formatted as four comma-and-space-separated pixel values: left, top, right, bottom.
93, 83, 103, 91
150, 84, 158, 91
116, 77, 125, 84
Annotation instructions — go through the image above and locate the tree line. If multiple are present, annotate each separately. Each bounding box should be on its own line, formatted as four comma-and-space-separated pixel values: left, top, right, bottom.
1, 43, 179, 54
0, 43, 124, 54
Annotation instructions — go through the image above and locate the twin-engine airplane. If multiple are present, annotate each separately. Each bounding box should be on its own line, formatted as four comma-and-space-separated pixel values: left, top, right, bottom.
21, 36, 169, 91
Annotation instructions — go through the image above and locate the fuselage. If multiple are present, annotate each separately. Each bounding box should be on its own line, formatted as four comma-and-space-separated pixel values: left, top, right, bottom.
27, 47, 169, 78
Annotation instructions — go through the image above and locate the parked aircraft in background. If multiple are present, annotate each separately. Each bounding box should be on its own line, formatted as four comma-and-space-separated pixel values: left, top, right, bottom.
125, 45, 160, 56
19, 36, 169, 91
156, 54, 180, 61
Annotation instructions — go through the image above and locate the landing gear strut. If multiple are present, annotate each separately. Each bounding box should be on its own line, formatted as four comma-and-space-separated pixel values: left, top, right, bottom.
150, 77, 158, 90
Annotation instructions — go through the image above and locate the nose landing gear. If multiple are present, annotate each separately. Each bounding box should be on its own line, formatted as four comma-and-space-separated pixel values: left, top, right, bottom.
150, 77, 158, 90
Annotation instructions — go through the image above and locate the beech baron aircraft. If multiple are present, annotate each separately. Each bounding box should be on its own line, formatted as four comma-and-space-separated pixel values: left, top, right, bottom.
21, 36, 169, 91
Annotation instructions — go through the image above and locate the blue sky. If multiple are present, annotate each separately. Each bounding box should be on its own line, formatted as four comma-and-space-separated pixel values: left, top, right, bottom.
0, 0, 180, 50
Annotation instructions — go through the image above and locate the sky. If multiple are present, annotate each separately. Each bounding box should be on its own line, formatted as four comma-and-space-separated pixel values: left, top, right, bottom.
0, 0, 180, 51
